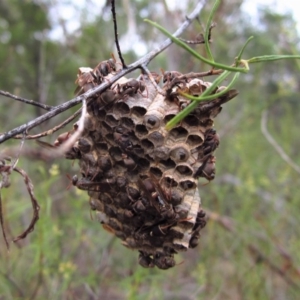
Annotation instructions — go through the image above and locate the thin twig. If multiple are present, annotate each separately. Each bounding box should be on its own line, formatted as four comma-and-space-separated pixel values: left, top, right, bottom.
0, 136, 26, 247
248, 245, 300, 289
0, 271, 25, 298
12, 132, 26, 169
179, 22, 216, 44
255, 216, 300, 279
0, 90, 53, 111
0, 191, 9, 249
261, 110, 300, 175
34, 99, 87, 159
13, 108, 81, 140
177, 69, 223, 81
0, 1, 205, 144
0, 148, 40, 246
140, 64, 165, 95
206, 209, 300, 289
111, 0, 126, 68
49, 99, 87, 158
12, 167, 40, 242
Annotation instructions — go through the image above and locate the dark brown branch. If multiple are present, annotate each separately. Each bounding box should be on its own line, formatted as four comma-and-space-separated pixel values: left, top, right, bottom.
12, 167, 40, 242
0, 146, 37, 247
0, 1, 205, 144
0, 191, 9, 249
0, 90, 53, 111
111, 0, 126, 68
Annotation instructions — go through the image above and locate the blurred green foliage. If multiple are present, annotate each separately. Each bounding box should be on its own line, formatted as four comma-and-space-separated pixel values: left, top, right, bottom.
0, 0, 300, 299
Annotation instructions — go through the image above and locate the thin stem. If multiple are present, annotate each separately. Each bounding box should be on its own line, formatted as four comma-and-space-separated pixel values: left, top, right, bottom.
166, 70, 234, 129
42, 99, 87, 158
0, 90, 53, 111
236, 36, 254, 64
140, 64, 165, 95
111, 0, 127, 68
261, 110, 300, 174
205, 0, 220, 62
145, 19, 248, 73
176, 69, 224, 81
180, 72, 239, 101
247, 54, 300, 64
13, 109, 81, 140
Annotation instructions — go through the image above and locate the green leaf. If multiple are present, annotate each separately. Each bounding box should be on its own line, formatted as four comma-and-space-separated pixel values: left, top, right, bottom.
144, 19, 248, 73
166, 70, 234, 129
235, 36, 254, 65
179, 72, 240, 102
204, 0, 221, 62
247, 55, 300, 64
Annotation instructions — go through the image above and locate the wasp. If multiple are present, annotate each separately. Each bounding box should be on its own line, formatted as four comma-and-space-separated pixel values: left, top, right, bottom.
69, 174, 99, 191
98, 89, 117, 106
189, 231, 200, 248
192, 209, 207, 232
74, 56, 117, 95
116, 79, 146, 98
153, 253, 176, 270
161, 70, 189, 103
202, 128, 220, 155
74, 67, 96, 95
92, 58, 116, 83
137, 176, 189, 237
193, 155, 216, 181
162, 70, 183, 84
138, 252, 155, 268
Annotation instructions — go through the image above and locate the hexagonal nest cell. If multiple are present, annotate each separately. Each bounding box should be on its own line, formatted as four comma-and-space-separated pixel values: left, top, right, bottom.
63, 67, 238, 269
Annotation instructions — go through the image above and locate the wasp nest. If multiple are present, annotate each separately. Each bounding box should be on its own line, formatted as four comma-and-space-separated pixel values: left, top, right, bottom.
63, 60, 238, 269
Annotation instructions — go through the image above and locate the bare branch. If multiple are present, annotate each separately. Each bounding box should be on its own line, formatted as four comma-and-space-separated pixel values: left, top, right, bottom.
11, 132, 26, 169
33, 100, 87, 159
140, 64, 165, 95
206, 209, 300, 289
12, 167, 40, 242
0, 1, 205, 144
0, 144, 39, 246
13, 108, 81, 140
0, 90, 53, 111
176, 69, 223, 81
48, 99, 87, 158
0, 191, 9, 249
111, 0, 126, 68
261, 110, 300, 175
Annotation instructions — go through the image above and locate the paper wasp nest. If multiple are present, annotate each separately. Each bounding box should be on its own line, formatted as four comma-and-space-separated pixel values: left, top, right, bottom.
64, 62, 238, 269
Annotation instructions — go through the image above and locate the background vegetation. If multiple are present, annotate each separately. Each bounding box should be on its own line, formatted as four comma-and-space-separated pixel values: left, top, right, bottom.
0, 0, 300, 299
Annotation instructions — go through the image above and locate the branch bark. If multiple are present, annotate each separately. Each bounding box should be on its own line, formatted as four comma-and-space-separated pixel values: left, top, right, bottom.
0, 1, 205, 144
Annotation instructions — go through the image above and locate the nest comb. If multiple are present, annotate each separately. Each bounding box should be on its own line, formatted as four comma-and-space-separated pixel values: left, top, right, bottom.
63, 63, 238, 270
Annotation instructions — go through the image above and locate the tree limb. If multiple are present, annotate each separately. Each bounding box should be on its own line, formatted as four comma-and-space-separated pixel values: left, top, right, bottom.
0, 1, 205, 144
0, 90, 53, 111
13, 108, 81, 140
